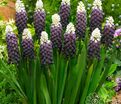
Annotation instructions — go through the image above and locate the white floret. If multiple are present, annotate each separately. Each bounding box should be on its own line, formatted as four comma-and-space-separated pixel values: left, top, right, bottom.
52, 14, 60, 26
77, 1, 86, 13
22, 28, 32, 39
92, 0, 102, 10
90, 28, 101, 43
66, 22, 75, 34
40, 31, 50, 44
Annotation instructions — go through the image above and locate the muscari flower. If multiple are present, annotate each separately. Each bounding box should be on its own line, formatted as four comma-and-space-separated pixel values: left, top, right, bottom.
50, 14, 62, 50
21, 29, 34, 59
34, 0, 46, 38
6, 25, 20, 64
101, 16, 115, 47
40, 31, 53, 65
15, 0, 27, 34
76, 1, 86, 39
62, 23, 76, 58
59, 0, 70, 28
115, 78, 121, 92
88, 28, 101, 60
90, 0, 103, 33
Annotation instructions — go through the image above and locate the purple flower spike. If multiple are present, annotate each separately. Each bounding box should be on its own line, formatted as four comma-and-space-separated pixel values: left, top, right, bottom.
102, 17, 115, 47
40, 31, 53, 65
88, 28, 101, 60
22, 29, 34, 59
62, 23, 76, 58
59, 0, 70, 28
34, 0, 46, 38
6, 25, 20, 64
15, 0, 27, 34
90, 0, 103, 33
50, 14, 62, 50
76, 1, 86, 39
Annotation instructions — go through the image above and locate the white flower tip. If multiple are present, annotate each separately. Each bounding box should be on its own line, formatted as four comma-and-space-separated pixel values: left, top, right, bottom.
106, 16, 114, 26
15, 0, 25, 12
66, 22, 75, 34
62, 0, 70, 5
5, 25, 13, 33
91, 28, 101, 43
77, 1, 86, 13
93, 0, 102, 10
40, 31, 50, 44
52, 14, 60, 25
36, 0, 43, 10
22, 28, 32, 39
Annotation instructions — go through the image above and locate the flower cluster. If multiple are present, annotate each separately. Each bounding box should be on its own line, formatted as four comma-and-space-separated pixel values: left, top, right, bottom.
6, 0, 117, 64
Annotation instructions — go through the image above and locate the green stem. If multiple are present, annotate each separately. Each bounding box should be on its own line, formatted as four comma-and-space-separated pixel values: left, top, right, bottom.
80, 64, 94, 104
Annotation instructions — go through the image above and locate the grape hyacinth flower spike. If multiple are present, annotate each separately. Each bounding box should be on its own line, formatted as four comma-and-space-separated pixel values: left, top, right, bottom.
34, 0, 46, 38
15, 0, 27, 34
50, 14, 62, 50
90, 0, 103, 32
76, 1, 86, 39
6, 25, 20, 64
62, 23, 76, 58
59, 0, 70, 28
40, 31, 53, 65
88, 28, 101, 60
22, 29, 34, 59
102, 16, 115, 47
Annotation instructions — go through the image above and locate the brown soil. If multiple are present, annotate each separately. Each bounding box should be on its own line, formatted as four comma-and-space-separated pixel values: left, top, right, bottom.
111, 91, 121, 104
0, 0, 15, 20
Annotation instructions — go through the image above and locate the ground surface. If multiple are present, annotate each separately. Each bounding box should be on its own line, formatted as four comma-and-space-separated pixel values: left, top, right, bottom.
0, 0, 15, 20
111, 91, 121, 104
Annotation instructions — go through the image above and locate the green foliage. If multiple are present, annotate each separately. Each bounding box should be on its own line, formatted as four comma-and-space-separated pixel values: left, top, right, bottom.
0, 0, 121, 104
